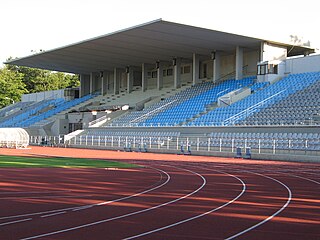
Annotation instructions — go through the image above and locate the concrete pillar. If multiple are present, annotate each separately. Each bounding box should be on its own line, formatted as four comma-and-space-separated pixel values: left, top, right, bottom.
213, 51, 221, 84
141, 63, 148, 92
236, 46, 244, 80
192, 53, 199, 85
80, 74, 86, 97
173, 58, 181, 89
156, 61, 163, 90
113, 68, 120, 95
90, 72, 95, 94
102, 71, 109, 95
126, 67, 134, 93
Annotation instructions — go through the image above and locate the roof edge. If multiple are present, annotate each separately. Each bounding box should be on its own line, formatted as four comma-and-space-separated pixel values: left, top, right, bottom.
5, 18, 163, 65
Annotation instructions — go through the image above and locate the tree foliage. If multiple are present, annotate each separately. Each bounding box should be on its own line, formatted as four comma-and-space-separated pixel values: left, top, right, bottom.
0, 66, 28, 108
0, 63, 80, 108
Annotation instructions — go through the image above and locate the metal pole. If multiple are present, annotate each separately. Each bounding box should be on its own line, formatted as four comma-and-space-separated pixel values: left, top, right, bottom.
197, 138, 199, 151
219, 138, 222, 152
177, 137, 179, 150
273, 139, 276, 154
208, 138, 210, 151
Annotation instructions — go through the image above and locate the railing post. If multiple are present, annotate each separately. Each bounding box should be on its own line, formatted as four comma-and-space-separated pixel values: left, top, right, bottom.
167, 138, 169, 150
92, 136, 94, 146
98, 136, 100, 146
80, 136, 82, 145
208, 138, 210, 151
232, 139, 234, 152
273, 139, 276, 154
149, 137, 152, 149
111, 136, 114, 147
86, 135, 88, 146
219, 138, 222, 152
197, 138, 199, 151
258, 139, 261, 154
176, 137, 179, 150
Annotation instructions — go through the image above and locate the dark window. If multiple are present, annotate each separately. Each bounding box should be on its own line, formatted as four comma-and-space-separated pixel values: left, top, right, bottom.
184, 66, 191, 74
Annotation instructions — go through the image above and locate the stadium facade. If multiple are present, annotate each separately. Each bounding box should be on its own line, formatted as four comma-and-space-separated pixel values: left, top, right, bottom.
3, 19, 320, 161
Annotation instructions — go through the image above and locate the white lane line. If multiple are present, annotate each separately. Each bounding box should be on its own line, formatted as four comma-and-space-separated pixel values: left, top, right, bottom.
123, 168, 246, 240
0, 218, 32, 226
72, 206, 93, 212
225, 171, 292, 240
0, 166, 168, 221
41, 212, 66, 218
281, 173, 320, 185
20, 166, 205, 240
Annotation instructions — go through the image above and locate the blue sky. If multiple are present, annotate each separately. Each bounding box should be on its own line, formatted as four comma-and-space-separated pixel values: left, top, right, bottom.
1, 0, 319, 65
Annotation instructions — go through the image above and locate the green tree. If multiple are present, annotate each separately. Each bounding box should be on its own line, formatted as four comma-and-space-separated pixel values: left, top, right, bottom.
0, 66, 28, 108
6, 62, 80, 93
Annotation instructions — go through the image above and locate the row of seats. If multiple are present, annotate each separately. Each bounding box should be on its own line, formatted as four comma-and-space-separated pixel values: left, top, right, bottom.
108, 82, 213, 126
85, 130, 180, 137
142, 77, 256, 126
0, 101, 34, 118
0, 95, 94, 128
239, 74, 320, 125
189, 72, 320, 126
206, 131, 320, 151
0, 99, 63, 127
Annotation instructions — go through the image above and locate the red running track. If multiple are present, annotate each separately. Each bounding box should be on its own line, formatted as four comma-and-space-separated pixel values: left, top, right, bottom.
0, 146, 319, 240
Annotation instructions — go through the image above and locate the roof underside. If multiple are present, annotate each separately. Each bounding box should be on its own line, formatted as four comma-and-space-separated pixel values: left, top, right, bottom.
6, 19, 314, 74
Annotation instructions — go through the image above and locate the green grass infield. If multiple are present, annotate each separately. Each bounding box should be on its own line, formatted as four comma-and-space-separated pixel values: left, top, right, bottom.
0, 155, 139, 168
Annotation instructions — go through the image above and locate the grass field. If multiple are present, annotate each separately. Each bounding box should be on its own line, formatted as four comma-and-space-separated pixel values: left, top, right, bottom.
0, 155, 139, 168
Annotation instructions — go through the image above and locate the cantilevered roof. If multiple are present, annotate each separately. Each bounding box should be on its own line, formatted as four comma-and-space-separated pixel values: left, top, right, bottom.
6, 19, 314, 74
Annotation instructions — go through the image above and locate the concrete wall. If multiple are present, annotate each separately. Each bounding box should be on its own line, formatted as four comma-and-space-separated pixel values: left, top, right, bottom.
285, 54, 320, 74
244, 50, 260, 75
22, 89, 64, 102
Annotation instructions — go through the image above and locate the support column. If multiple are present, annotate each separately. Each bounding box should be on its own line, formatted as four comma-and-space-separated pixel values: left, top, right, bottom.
236, 46, 244, 80
126, 66, 133, 93
213, 51, 221, 84
90, 72, 95, 94
141, 63, 148, 92
102, 71, 109, 95
80, 74, 86, 97
113, 68, 120, 95
192, 53, 199, 85
156, 61, 163, 90
173, 58, 181, 89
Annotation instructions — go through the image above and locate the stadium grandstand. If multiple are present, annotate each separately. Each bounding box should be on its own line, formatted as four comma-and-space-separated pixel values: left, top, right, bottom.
2, 19, 320, 160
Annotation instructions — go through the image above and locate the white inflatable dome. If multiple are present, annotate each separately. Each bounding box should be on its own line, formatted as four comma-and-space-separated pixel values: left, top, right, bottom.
0, 128, 29, 148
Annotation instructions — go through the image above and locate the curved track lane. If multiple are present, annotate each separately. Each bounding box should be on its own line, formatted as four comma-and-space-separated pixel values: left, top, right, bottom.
0, 147, 319, 240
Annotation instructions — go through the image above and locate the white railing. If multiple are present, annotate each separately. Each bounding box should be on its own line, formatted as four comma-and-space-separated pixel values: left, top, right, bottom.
29, 135, 320, 157
223, 89, 286, 126
89, 115, 108, 127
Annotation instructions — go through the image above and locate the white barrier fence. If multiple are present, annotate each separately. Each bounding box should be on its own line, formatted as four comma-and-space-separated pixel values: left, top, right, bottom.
29, 135, 320, 156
